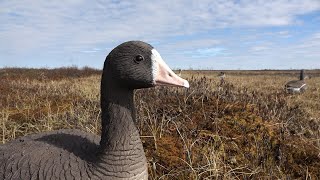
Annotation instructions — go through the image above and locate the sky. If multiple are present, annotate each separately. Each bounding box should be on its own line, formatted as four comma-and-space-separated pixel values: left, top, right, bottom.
0, 0, 320, 70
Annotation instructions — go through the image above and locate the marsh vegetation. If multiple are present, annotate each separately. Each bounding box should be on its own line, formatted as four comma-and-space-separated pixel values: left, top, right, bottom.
1, 68, 319, 179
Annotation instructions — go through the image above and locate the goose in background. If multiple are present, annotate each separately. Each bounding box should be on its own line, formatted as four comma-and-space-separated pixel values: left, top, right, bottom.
177, 69, 182, 76
218, 71, 226, 85
0, 41, 189, 180
285, 69, 307, 93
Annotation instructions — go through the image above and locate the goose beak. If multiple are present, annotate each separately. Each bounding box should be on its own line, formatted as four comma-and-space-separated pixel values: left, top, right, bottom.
151, 49, 189, 88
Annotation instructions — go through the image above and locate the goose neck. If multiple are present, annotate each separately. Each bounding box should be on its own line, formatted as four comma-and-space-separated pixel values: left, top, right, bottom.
99, 79, 138, 151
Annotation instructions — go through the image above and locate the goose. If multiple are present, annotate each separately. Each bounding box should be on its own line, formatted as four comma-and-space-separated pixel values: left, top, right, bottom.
218, 72, 225, 80
285, 69, 307, 93
218, 71, 226, 85
0, 41, 189, 180
177, 69, 182, 76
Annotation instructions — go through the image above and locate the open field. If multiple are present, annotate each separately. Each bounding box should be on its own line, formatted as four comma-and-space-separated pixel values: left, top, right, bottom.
1, 68, 320, 179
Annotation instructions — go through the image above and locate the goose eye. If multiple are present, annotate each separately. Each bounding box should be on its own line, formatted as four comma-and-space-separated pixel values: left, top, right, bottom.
134, 55, 144, 63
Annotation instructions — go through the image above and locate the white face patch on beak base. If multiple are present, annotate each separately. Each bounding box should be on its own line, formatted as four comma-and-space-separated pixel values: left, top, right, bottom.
151, 49, 189, 88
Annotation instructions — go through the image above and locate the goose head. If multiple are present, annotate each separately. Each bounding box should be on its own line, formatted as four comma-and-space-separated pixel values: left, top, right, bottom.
103, 41, 189, 89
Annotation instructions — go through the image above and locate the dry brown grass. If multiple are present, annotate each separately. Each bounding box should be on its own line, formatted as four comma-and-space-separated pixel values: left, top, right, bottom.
1, 68, 320, 179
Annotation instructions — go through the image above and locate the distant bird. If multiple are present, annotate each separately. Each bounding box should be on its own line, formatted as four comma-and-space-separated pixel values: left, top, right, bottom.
218, 71, 226, 85
218, 71, 226, 79
285, 69, 307, 93
0, 41, 189, 180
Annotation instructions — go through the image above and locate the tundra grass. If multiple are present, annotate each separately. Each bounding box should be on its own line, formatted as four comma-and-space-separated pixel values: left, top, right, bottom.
1, 68, 319, 179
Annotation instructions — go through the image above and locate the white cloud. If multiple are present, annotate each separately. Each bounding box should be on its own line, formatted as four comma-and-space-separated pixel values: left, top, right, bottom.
164, 39, 221, 51
270, 31, 292, 38
297, 32, 320, 49
251, 46, 269, 51
81, 50, 99, 53
312, 32, 320, 39
182, 47, 227, 58
1, 0, 319, 49
0, 0, 320, 68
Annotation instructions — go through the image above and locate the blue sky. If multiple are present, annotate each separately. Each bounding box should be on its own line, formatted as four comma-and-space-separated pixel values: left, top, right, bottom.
0, 0, 320, 70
